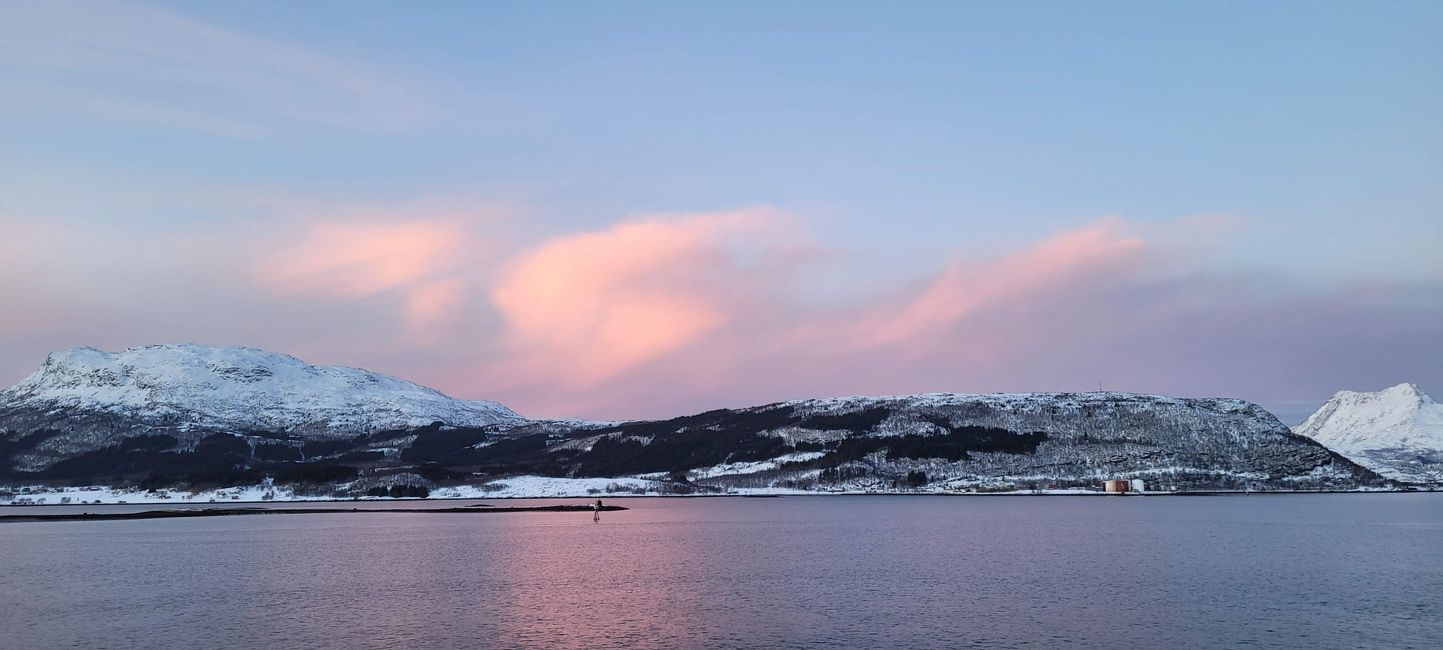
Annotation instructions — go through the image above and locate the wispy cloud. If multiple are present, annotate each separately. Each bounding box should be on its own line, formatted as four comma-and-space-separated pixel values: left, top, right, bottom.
469, 212, 1443, 419
404, 278, 468, 344
489, 208, 806, 384
257, 217, 471, 300
857, 217, 1147, 348
1, 206, 1439, 420
0, 0, 433, 136
247, 205, 510, 344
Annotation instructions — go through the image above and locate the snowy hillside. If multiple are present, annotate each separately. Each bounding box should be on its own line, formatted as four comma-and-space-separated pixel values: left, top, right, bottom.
0, 344, 1388, 495
1294, 383, 1443, 483
0, 345, 521, 471
585, 391, 1379, 492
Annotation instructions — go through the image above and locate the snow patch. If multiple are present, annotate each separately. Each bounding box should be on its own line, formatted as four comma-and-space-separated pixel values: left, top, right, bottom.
688, 451, 827, 480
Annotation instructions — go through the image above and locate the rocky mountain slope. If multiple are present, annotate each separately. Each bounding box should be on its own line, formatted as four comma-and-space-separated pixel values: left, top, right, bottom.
0, 345, 1387, 494
0, 345, 519, 473
494, 392, 1380, 492
1294, 383, 1443, 483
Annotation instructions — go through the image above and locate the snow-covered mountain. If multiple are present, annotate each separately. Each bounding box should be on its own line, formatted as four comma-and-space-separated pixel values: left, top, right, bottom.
1294, 383, 1443, 483
0, 345, 521, 471
0, 344, 1388, 493
517, 391, 1380, 492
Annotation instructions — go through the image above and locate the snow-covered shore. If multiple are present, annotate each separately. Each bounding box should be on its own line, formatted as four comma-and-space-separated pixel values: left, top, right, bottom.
1, 478, 1411, 506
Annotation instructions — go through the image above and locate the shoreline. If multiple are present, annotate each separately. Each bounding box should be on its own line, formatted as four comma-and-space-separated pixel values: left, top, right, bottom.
0, 503, 629, 523
2, 486, 1430, 509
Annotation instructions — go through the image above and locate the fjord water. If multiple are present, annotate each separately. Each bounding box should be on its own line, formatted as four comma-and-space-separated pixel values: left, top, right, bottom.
2, 495, 1439, 649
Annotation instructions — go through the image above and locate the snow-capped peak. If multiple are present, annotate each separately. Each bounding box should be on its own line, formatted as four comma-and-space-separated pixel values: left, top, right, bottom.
1294, 382, 1443, 459
1327, 382, 1431, 407
1, 344, 523, 436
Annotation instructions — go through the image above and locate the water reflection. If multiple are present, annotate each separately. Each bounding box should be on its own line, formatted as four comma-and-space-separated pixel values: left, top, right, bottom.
1, 496, 1440, 649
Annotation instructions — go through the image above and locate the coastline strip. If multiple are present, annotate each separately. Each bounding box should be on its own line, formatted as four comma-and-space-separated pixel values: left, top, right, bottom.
0, 504, 628, 523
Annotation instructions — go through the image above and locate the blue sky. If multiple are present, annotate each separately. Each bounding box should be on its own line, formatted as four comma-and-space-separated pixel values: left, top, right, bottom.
1, 1, 1440, 420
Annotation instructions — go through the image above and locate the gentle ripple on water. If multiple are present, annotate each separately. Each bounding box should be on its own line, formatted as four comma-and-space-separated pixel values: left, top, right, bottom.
1, 494, 1440, 649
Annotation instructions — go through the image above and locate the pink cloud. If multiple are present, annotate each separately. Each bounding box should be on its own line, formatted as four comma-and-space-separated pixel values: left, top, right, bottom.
405, 278, 467, 342
489, 208, 802, 385
2, 207, 1440, 423
469, 212, 1443, 421
256, 217, 470, 300
246, 211, 510, 348
466, 214, 1167, 417
858, 217, 1147, 348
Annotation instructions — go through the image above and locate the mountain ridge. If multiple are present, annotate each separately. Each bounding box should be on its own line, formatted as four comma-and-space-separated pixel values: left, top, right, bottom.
0, 344, 520, 472
0, 344, 1391, 495
1293, 382, 1443, 483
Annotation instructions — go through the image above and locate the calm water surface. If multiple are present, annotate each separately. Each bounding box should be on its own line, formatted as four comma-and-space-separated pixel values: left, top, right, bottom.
1, 495, 1439, 649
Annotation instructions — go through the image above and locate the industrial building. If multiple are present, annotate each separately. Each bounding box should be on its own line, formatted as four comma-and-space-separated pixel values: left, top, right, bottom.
1103, 479, 1146, 494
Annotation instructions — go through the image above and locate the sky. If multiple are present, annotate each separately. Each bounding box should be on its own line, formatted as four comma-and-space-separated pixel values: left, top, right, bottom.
1, 0, 1440, 423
